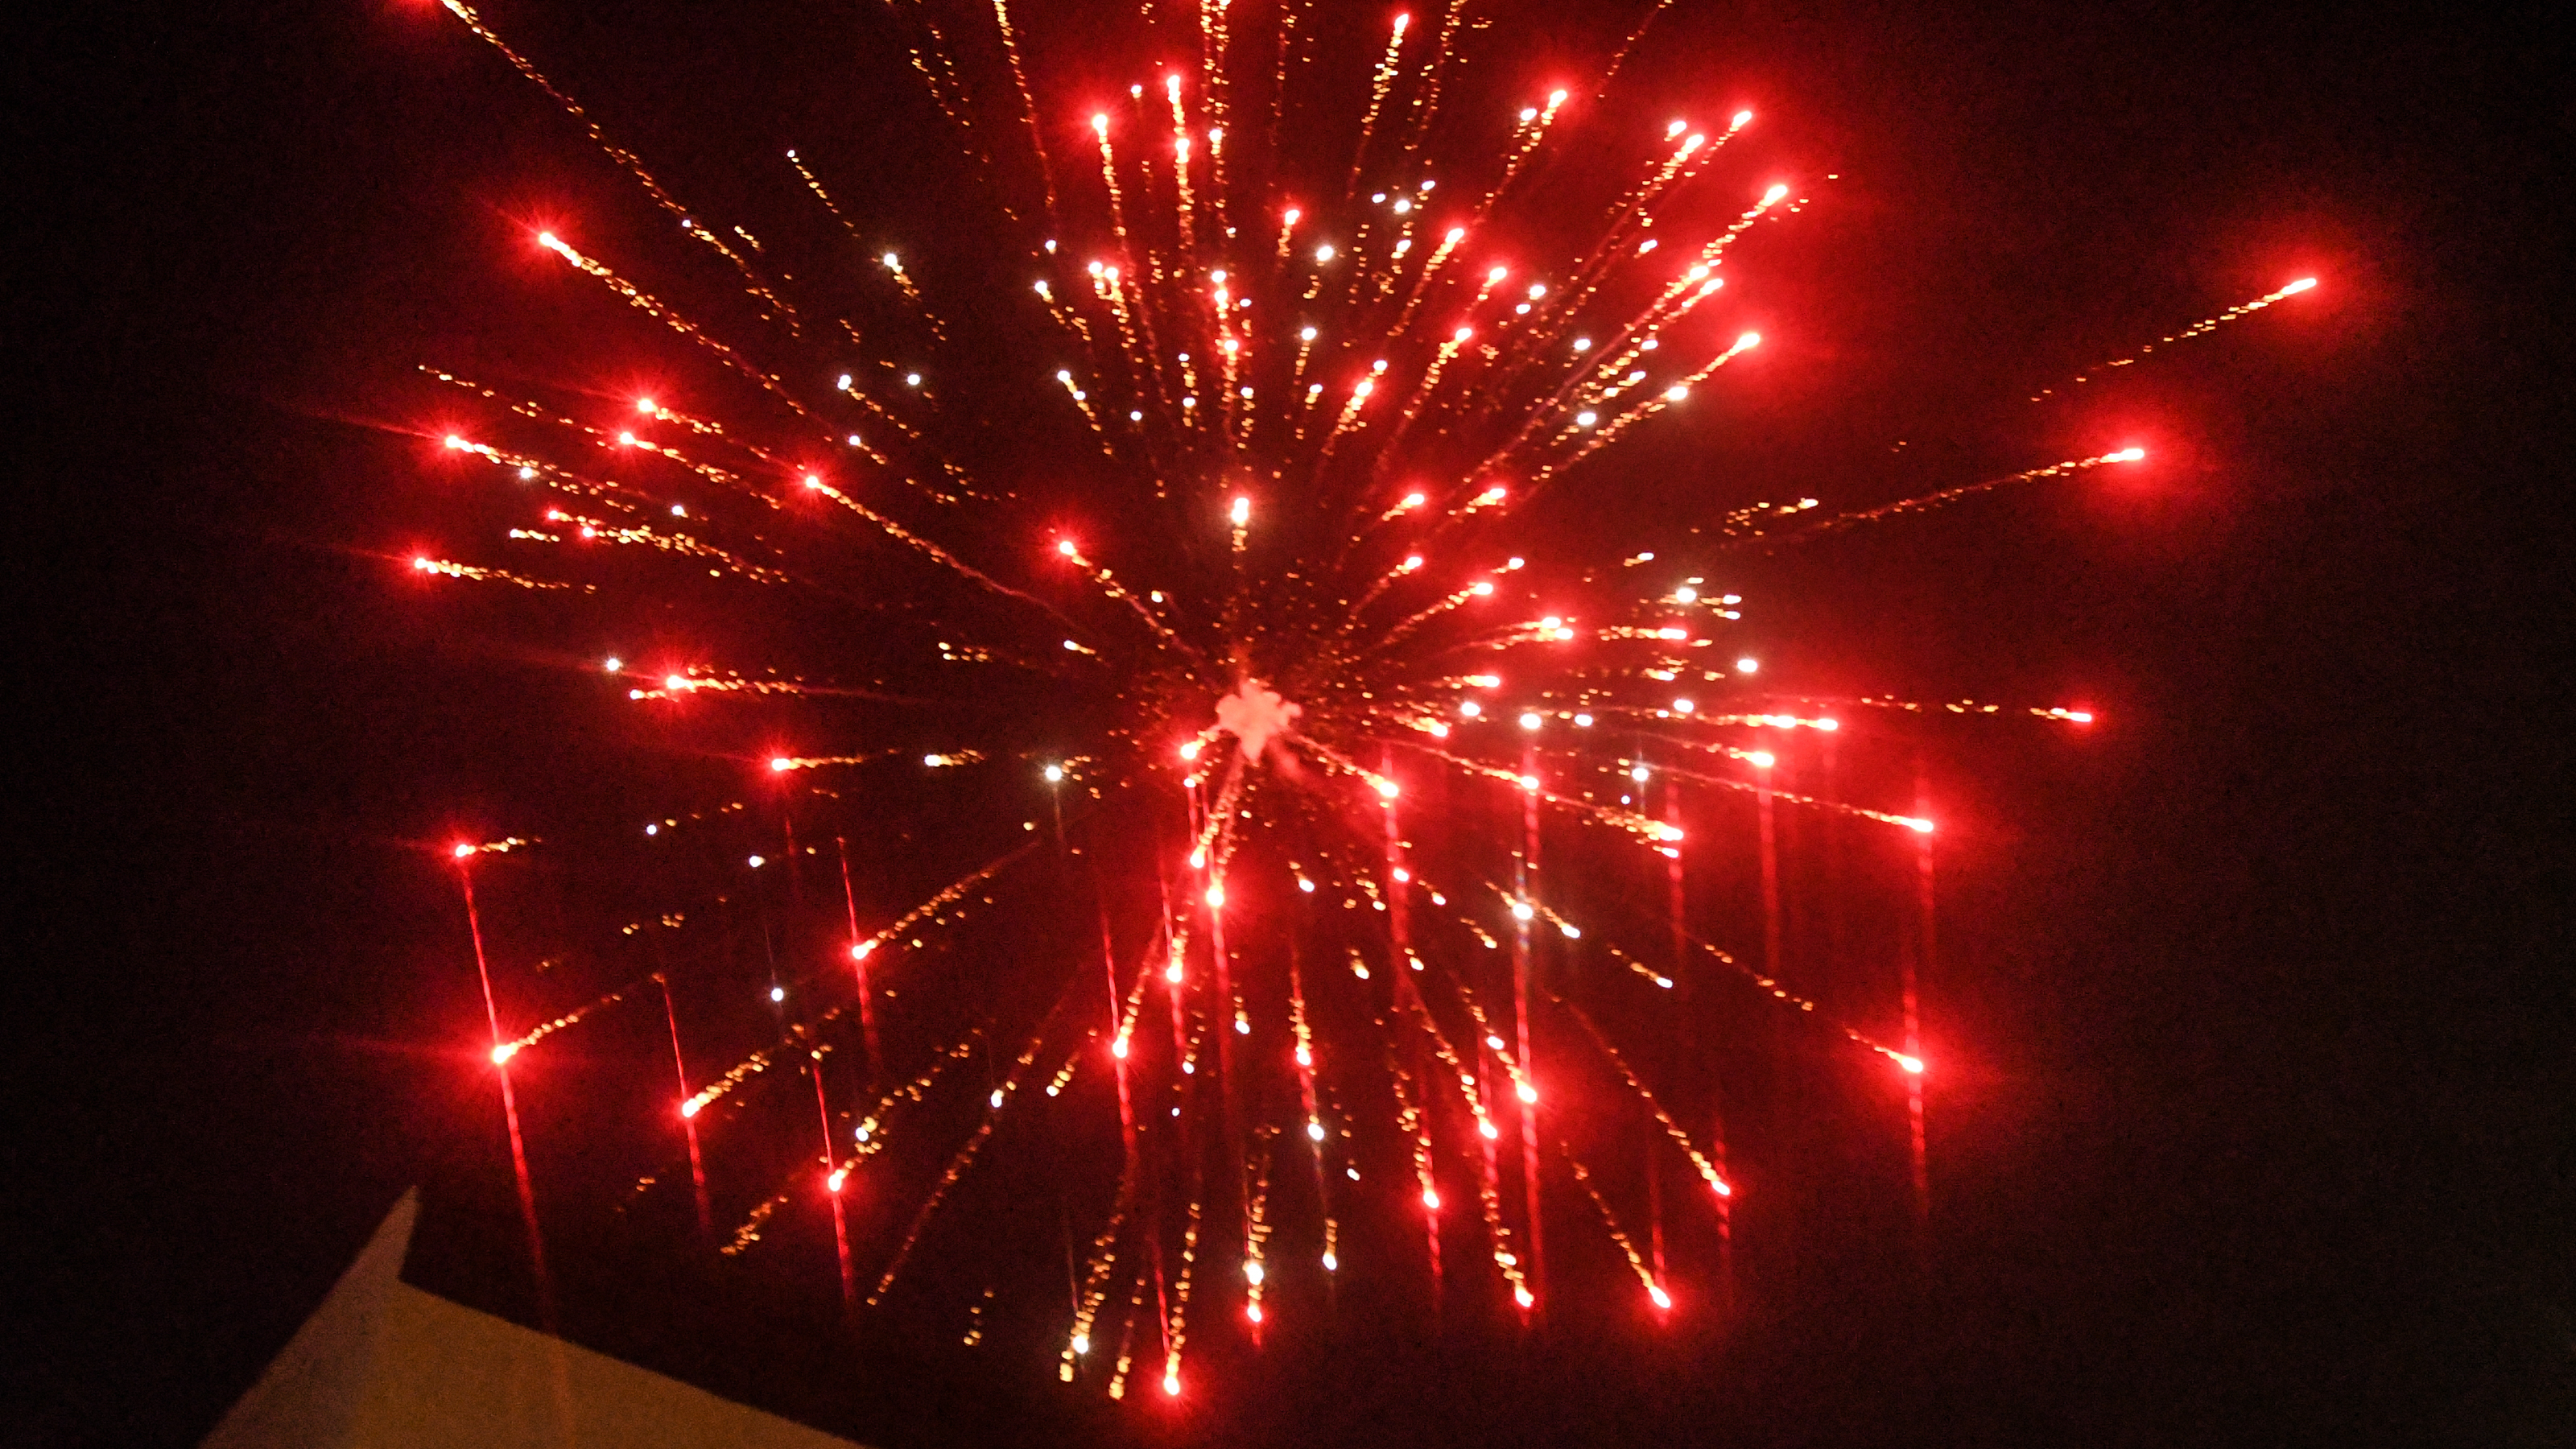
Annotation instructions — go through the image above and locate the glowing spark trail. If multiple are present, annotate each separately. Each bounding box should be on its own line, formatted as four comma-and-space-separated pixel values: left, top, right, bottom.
2037, 278, 2318, 398
1747, 448, 2149, 541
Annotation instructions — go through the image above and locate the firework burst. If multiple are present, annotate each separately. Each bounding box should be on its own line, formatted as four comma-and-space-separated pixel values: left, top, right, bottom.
403, 0, 2314, 1402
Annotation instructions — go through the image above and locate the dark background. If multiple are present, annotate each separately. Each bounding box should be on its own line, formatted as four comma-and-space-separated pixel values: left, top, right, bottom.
12, 0, 2569, 1444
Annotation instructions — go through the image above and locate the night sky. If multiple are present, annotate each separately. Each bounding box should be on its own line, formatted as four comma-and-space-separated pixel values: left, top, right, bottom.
14, 2, 2569, 1445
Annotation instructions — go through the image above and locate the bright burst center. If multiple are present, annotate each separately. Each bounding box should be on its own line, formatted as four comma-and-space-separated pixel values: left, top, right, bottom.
1212, 677, 1301, 762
